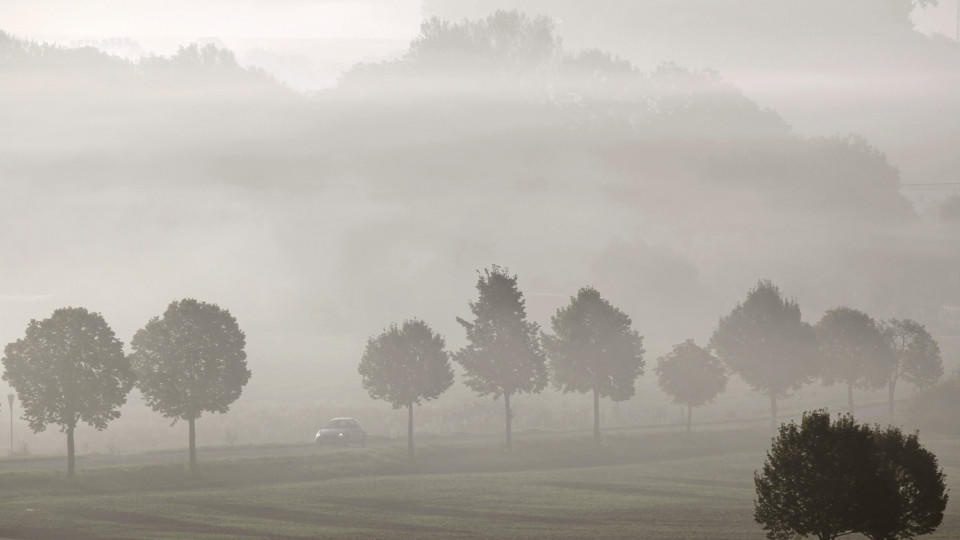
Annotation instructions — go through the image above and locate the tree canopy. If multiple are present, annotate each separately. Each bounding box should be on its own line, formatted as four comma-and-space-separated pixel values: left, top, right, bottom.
864, 425, 949, 540
816, 307, 894, 416
543, 287, 644, 440
409, 11, 561, 71
359, 319, 453, 458
755, 410, 947, 540
2, 307, 133, 475
655, 339, 727, 431
130, 299, 250, 469
709, 280, 817, 428
455, 265, 547, 449
882, 318, 943, 416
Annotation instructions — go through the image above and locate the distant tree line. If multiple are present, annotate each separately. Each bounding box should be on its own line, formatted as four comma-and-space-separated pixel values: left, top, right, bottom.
361, 268, 944, 455
1, 299, 250, 476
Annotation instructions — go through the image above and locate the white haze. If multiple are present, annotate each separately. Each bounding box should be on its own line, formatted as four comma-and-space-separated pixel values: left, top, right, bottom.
0, 1, 958, 455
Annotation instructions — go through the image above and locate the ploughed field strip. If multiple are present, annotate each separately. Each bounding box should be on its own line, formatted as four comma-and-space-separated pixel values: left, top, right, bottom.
0, 428, 956, 539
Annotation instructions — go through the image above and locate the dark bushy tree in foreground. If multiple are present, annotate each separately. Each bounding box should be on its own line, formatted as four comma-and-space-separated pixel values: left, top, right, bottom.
755, 410, 947, 540
816, 307, 893, 416
359, 319, 453, 458
544, 287, 644, 442
882, 318, 942, 417
710, 280, 817, 429
456, 266, 547, 450
2, 308, 134, 476
865, 426, 949, 540
655, 340, 727, 432
130, 299, 250, 470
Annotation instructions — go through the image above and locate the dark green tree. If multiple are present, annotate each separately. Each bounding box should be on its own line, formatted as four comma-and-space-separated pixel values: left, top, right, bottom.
863, 426, 948, 540
655, 339, 727, 432
2, 307, 133, 476
543, 287, 644, 442
816, 307, 894, 416
130, 299, 250, 470
755, 410, 947, 540
710, 280, 817, 430
882, 318, 943, 417
755, 411, 882, 540
358, 319, 454, 458
455, 265, 547, 450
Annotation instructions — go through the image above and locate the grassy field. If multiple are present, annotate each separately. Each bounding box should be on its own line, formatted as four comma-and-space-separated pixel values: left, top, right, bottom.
0, 427, 956, 539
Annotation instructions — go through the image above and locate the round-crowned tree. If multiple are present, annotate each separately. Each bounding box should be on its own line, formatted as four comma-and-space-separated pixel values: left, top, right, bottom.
130, 299, 250, 470
543, 287, 644, 442
358, 319, 453, 459
882, 318, 942, 417
455, 265, 547, 450
756, 411, 880, 540
816, 307, 894, 417
755, 410, 947, 540
864, 426, 949, 540
655, 339, 727, 432
710, 280, 817, 430
2, 307, 134, 476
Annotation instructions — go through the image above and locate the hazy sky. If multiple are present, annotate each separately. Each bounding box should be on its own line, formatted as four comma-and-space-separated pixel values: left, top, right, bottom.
0, 0, 422, 41
3, 0, 956, 60
0, 0, 424, 88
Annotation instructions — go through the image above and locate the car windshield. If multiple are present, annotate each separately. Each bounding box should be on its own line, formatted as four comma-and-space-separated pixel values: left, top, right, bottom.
327, 419, 356, 429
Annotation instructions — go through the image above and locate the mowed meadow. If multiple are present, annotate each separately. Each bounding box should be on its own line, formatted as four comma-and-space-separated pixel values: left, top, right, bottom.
0, 424, 957, 539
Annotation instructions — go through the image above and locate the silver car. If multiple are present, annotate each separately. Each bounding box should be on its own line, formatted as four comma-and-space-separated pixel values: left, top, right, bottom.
315, 417, 367, 447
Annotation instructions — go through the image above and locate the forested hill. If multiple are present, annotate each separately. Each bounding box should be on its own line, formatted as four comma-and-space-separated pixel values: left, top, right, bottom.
0, 14, 956, 401
1, 17, 914, 222
425, 0, 960, 190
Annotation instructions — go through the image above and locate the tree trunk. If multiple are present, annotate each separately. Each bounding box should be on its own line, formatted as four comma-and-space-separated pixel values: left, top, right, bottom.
593, 386, 601, 443
847, 383, 855, 417
769, 394, 778, 431
407, 402, 414, 459
66, 424, 76, 477
686, 404, 692, 433
888, 377, 897, 418
504, 392, 512, 450
188, 417, 197, 471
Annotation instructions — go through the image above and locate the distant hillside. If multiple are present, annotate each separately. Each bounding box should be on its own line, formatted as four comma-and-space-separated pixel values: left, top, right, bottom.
0, 16, 957, 413
424, 0, 960, 191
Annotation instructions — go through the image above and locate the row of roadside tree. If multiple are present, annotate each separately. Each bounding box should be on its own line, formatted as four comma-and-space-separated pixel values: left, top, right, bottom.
1, 299, 250, 475
360, 266, 944, 456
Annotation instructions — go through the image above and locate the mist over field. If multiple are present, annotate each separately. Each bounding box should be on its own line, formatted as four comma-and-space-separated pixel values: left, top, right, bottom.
2, 0, 959, 453
0, 3, 959, 538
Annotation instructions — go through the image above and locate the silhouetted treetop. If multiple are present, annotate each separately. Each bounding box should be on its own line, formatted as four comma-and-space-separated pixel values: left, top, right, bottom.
359, 319, 454, 408
755, 410, 947, 540
656, 339, 727, 408
711, 280, 817, 399
544, 287, 644, 401
816, 307, 894, 392
130, 299, 250, 421
456, 266, 547, 398
409, 11, 561, 71
0, 31, 283, 96
884, 318, 943, 388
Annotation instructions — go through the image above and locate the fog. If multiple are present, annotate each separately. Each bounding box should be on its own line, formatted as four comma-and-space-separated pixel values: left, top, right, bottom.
1, 0, 958, 468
